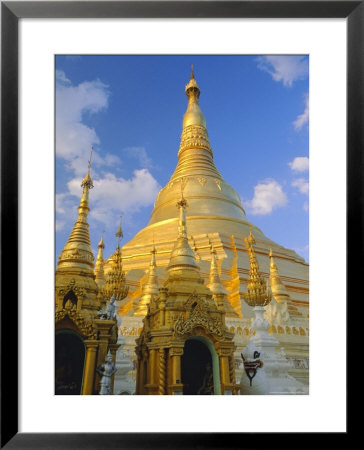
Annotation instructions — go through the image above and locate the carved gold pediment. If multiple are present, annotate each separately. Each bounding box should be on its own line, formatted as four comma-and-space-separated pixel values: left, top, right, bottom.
57, 278, 86, 299
174, 304, 224, 339
55, 307, 95, 339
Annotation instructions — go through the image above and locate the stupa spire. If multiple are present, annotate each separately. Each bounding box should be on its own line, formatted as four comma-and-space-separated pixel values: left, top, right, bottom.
56, 147, 95, 272
269, 248, 289, 304
104, 225, 129, 302
146, 68, 247, 230
144, 245, 159, 292
94, 232, 106, 289
208, 247, 226, 295
170, 68, 222, 181
135, 245, 160, 316
167, 192, 198, 272
243, 232, 271, 307
115, 214, 123, 247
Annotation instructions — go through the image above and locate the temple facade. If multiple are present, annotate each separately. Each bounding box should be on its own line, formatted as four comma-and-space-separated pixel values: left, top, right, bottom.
55, 69, 309, 395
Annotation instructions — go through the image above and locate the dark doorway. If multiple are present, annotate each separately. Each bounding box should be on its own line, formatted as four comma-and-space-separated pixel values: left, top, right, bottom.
55, 331, 85, 395
181, 339, 213, 395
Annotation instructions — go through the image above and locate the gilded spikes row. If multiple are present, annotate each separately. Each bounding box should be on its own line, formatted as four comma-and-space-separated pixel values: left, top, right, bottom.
243, 231, 272, 307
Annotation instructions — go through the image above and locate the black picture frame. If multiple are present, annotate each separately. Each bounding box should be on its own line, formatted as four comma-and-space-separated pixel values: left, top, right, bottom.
1, 1, 357, 447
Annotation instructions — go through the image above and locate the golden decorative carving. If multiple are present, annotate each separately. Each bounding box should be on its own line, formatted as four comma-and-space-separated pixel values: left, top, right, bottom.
55, 307, 95, 339
57, 278, 86, 301
174, 303, 224, 338
243, 231, 272, 307
159, 349, 166, 395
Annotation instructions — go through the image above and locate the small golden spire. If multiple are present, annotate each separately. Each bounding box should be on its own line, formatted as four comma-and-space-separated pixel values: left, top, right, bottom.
168, 192, 198, 271
81, 146, 94, 191
115, 214, 123, 246
145, 246, 159, 289
98, 230, 105, 249
269, 248, 289, 304
243, 232, 271, 307
208, 246, 227, 296
95, 231, 106, 289
57, 148, 95, 272
104, 230, 129, 302
135, 245, 161, 316
183, 66, 206, 129
191, 63, 195, 79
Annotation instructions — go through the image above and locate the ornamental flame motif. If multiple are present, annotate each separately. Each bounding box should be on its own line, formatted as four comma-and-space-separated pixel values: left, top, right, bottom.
103, 246, 129, 302
243, 232, 272, 307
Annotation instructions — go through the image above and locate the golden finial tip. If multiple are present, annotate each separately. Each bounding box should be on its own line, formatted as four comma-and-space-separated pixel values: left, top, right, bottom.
115, 214, 123, 240
185, 66, 200, 95
81, 146, 94, 189
269, 248, 273, 257
98, 233, 105, 248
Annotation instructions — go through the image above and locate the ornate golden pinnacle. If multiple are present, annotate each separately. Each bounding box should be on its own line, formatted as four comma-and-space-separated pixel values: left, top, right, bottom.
116, 215, 123, 240
103, 243, 129, 302
81, 146, 94, 189
243, 232, 272, 308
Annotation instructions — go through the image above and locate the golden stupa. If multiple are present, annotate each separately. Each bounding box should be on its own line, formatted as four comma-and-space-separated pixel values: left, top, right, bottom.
55, 156, 126, 395
108, 68, 309, 391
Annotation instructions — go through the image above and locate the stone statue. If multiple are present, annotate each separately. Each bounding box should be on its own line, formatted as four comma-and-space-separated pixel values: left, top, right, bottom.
96, 350, 117, 395
98, 295, 117, 320
197, 362, 214, 395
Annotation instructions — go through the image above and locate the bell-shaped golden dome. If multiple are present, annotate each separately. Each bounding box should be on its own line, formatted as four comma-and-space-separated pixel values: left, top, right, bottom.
126, 68, 263, 247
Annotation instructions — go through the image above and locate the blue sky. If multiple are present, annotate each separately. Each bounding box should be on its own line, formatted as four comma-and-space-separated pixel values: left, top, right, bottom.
55, 55, 309, 262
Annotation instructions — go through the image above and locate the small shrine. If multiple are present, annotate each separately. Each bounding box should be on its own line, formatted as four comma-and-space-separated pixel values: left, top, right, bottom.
135, 193, 238, 395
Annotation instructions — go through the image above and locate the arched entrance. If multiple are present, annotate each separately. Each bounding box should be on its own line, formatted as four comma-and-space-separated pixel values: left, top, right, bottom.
181, 337, 220, 395
55, 330, 85, 395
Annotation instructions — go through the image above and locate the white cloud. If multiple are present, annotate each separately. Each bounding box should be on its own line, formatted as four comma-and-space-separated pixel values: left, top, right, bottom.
256, 56, 308, 87
292, 178, 309, 195
56, 71, 161, 236
245, 179, 288, 215
289, 156, 309, 172
122, 147, 154, 170
56, 70, 70, 85
293, 94, 309, 131
56, 71, 115, 175
58, 169, 161, 228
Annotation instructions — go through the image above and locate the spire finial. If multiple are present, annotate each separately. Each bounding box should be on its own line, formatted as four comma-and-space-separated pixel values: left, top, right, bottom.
98, 230, 105, 248
191, 64, 194, 80
104, 218, 129, 302
116, 214, 123, 245
88, 146, 94, 173
81, 146, 94, 190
